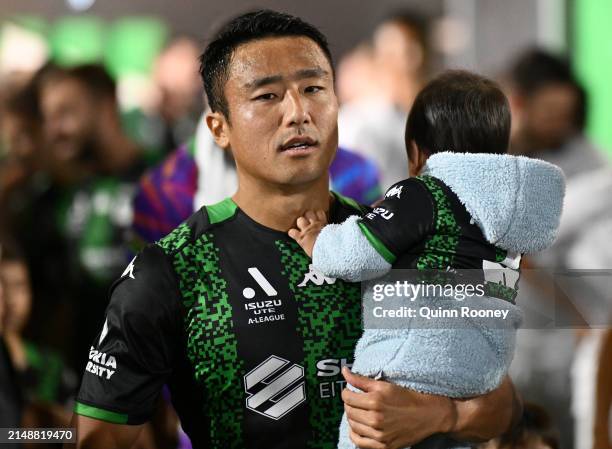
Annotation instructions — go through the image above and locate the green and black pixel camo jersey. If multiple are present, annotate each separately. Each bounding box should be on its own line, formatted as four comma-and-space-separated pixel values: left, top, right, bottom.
359, 176, 515, 269
356, 175, 520, 302
75, 192, 366, 449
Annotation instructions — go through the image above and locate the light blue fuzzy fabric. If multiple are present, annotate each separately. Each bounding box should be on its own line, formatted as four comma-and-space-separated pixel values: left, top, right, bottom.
324, 153, 565, 449
337, 294, 522, 449
313, 215, 392, 282
422, 152, 565, 254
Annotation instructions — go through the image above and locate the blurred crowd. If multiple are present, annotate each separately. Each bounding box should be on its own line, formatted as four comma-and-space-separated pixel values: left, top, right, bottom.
0, 11, 610, 449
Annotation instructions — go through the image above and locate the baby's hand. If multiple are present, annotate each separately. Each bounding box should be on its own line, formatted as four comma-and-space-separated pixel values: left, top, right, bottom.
288, 210, 328, 258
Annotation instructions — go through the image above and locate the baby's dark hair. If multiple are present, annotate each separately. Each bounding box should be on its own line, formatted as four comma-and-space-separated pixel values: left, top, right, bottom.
405, 70, 511, 156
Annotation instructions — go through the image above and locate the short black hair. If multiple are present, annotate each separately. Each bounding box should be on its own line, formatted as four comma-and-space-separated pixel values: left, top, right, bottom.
45, 64, 116, 101
199, 9, 333, 119
68, 64, 116, 100
509, 49, 573, 95
509, 49, 587, 130
405, 70, 511, 156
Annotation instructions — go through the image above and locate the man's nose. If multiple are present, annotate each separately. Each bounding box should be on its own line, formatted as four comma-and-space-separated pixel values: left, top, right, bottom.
283, 90, 309, 127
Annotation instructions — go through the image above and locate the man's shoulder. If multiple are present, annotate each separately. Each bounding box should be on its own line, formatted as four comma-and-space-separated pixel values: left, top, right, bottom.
109, 244, 181, 316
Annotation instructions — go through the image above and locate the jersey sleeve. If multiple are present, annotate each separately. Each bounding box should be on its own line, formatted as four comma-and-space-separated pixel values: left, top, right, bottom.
74, 245, 182, 425
313, 215, 392, 282
358, 178, 435, 263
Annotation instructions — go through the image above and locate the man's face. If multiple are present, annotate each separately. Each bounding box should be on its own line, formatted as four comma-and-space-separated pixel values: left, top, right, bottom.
374, 22, 424, 77
214, 36, 338, 187
521, 83, 579, 150
40, 78, 97, 164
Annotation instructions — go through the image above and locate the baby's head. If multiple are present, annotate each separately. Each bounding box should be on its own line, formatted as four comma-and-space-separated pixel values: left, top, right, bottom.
405, 70, 511, 176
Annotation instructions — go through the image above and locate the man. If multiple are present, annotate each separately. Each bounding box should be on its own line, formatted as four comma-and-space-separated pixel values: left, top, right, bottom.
505, 49, 607, 179
70, 10, 520, 449
502, 49, 610, 449
27, 65, 145, 370
338, 11, 430, 187
41, 64, 143, 179
152, 36, 204, 152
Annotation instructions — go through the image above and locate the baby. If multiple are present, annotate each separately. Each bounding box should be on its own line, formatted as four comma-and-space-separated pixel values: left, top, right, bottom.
289, 70, 565, 449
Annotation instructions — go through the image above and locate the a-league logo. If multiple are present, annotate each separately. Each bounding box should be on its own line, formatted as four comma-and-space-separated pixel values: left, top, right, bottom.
244, 355, 306, 420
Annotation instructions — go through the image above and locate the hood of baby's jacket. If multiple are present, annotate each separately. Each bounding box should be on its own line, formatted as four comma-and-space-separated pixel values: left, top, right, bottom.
421, 152, 566, 254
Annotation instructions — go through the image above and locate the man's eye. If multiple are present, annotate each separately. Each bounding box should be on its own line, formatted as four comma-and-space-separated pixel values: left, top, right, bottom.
305, 86, 323, 93
254, 93, 276, 101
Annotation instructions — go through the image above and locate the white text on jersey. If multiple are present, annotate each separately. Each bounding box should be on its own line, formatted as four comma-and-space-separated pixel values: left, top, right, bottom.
86, 346, 117, 380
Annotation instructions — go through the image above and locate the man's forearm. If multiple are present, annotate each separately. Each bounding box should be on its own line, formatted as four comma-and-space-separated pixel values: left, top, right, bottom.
448, 376, 522, 443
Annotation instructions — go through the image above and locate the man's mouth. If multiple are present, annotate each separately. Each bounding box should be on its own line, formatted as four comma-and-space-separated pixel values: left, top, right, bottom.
279, 137, 318, 152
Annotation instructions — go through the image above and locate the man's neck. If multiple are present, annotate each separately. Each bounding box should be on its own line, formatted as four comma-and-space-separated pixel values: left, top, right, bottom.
232, 175, 332, 232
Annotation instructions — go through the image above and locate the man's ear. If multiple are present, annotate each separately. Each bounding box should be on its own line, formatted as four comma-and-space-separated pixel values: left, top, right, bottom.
206, 111, 230, 149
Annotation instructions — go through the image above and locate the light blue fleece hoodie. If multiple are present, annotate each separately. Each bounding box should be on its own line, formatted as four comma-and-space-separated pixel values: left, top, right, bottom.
311, 153, 565, 449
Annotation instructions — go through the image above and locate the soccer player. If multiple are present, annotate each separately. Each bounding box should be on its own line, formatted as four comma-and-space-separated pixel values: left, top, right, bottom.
69, 10, 521, 449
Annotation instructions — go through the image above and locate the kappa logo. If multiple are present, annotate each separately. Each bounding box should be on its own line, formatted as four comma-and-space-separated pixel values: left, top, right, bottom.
385, 185, 403, 199
122, 256, 137, 279
244, 355, 306, 420
99, 318, 109, 345
298, 264, 336, 287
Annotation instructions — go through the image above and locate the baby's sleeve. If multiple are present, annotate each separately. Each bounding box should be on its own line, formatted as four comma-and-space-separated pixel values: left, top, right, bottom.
312, 215, 391, 282
359, 178, 435, 262
312, 179, 434, 282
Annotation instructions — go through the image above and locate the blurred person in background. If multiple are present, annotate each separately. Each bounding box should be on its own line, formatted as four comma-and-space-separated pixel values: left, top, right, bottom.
41, 64, 143, 179
0, 66, 79, 371
35, 64, 182, 448
503, 49, 609, 269
335, 42, 380, 105
0, 235, 175, 448
153, 36, 204, 152
338, 10, 431, 187
0, 232, 77, 437
19, 64, 146, 372
505, 49, 607, 180
504, 48, 612, 449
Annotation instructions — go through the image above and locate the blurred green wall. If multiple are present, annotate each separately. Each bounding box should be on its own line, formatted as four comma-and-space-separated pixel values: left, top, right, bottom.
574, 0, 612, 156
